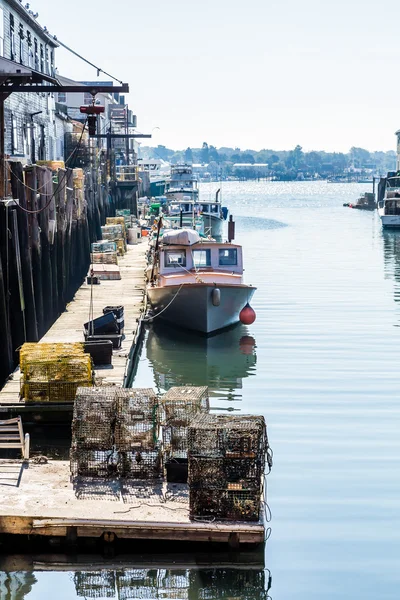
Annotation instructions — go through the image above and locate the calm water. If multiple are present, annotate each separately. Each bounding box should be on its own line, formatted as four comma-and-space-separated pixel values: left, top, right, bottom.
13, 181, 400, 598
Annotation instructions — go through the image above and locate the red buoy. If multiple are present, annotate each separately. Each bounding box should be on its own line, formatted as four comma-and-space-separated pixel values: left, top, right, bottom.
239, 303, 256, 325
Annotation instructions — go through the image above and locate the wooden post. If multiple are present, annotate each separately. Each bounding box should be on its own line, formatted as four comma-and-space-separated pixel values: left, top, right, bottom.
9, 162, 38, 341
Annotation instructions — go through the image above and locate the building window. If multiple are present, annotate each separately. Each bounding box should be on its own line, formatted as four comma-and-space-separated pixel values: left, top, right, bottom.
57, 92, 66, 103
84, 92, 93, 105
45, 46, 49, 74
50, 49, 55, 77
193, 249, 211, 268
18, 24, 24, 64
27, 31, 33, 68
39, 43, 44, 72
10, 14, 15, 61
34, 38, 38, 70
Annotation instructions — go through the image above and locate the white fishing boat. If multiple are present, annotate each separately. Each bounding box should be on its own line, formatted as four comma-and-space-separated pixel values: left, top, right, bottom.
167, 192, 226, 238
378, 175, 400, 228
146, 228, 256, 334
166, 164, 199, 202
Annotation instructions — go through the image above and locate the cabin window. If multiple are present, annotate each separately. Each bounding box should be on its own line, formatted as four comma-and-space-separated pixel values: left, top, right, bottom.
219, 248, 237, 266
192, 249, 211, 268
165, 250, 186, 267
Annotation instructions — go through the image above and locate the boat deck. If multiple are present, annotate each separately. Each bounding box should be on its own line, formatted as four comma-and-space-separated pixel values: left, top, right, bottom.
0, 460, 265, 546
0, 242, 147, 416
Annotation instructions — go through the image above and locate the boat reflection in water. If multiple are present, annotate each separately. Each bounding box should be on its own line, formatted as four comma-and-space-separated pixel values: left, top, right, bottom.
383, 231, 400, 303
145, 322, 257, 402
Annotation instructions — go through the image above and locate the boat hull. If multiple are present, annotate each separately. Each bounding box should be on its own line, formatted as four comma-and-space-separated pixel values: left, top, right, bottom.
150, 179, 166, 196
378, 212, 400, 228
147, 284, 256, 334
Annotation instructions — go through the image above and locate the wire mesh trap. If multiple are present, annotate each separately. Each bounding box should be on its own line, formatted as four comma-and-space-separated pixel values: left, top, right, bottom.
91, 251, 118, 265
91, 241, 117, 253
20, 343, 93, 403
187, 414, 269, 522
161, 386, 209, 426
115, 388, 159, 452
189, 488, 261, 522
188, 414, 268, 459
163, 425, 188, 458
72, 387, 116, 449
70, 446, 119, 478
189, 456, 264, 490
74, 570, 116, 598
119, 449, 163, 479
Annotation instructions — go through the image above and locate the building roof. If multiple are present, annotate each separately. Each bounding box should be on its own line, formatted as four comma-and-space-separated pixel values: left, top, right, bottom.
8, 0, 58, 47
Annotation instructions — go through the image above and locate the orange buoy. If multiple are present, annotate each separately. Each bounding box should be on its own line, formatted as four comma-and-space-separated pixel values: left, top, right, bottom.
239, 303, 256, 325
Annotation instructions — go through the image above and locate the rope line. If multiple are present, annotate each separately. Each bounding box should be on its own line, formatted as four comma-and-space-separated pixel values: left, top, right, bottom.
143, 284, 184, 321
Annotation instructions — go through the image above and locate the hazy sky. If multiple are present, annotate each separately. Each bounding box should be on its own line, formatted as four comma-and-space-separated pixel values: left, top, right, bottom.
33, 0, 399, 152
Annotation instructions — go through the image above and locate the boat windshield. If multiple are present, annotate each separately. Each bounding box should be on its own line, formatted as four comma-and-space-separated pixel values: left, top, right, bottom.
387, 177, 400, 189
200, 204, 219, 214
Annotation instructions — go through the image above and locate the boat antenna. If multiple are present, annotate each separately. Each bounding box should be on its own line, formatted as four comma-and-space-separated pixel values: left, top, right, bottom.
150, 216, 163, 285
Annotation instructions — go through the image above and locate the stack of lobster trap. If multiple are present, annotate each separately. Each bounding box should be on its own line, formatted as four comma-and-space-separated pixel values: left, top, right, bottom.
69, 385, 272, 524
187, 414, 271, 521
116, 388, 162, 479
20, 343, 93, 403
71, 387, 161, 480
161, 386, 209, 483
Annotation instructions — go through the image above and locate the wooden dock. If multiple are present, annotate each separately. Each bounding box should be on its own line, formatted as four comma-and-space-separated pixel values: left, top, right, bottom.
0, 242, 147, 417
0, 460, 265, 546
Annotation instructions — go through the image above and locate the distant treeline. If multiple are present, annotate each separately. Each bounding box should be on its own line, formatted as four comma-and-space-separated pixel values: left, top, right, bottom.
140, 143, 396, 180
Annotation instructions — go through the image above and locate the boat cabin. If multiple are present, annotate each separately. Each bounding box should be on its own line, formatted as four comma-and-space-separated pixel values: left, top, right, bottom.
157, 242, 244, 286
168, 164, 198, 191
379, 177, 400, 214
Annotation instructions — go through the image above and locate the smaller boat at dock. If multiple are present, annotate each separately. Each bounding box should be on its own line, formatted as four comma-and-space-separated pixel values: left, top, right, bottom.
167, 193, 226, 238
146, 227, 256, 334
378, 175, 400, 228
343, 192, 376, 211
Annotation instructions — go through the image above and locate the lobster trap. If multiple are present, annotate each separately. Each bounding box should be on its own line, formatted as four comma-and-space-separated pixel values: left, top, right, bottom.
72, 387, 116, 449
20, 343, 93, 403
22, 380, 91, 403
101, 224, 124, 241
19, 342, 85, 370
106, 216, 127, 233
119, 449, 163, 479
163, 425, 188, 459
188, 414, 268, 460
70, 446, 118, 478
188, 456, 263, 490
189, 487, 261, 522
91, 241, 117, 253
74, 570, 116, 598
115, 388, 159, 452
187, 414, 270, 522
91, 251, 118, 265
161, 386, 209, 426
